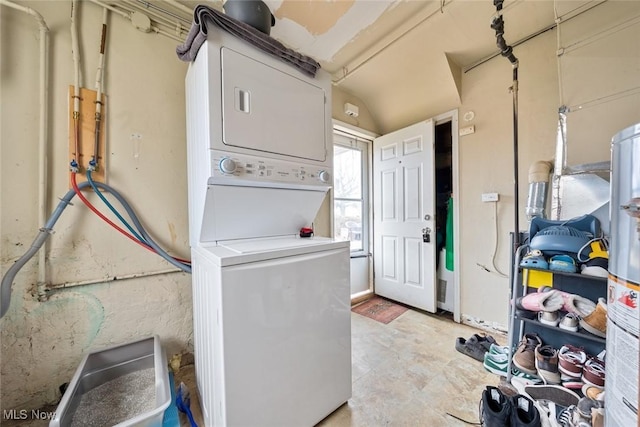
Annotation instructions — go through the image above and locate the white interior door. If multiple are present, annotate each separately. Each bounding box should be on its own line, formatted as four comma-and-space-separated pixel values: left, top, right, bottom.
373, 120, 436, 312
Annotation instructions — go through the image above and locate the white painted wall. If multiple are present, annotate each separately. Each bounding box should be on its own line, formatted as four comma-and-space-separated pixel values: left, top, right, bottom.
1, 1, 192, 411
456, 2, 639, 328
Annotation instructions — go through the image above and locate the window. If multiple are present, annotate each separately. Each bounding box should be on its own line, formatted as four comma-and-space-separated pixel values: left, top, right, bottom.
333, 132, 369, 254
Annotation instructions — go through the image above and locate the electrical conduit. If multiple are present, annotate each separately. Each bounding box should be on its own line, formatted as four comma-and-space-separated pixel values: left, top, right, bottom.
0, 0, 50, 302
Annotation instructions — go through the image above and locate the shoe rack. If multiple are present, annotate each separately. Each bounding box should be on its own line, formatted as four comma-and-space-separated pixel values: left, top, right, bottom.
507, 242, 607, 381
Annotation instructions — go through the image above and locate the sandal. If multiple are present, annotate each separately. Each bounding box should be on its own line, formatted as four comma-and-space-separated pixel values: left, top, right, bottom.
455, 334, 496, 362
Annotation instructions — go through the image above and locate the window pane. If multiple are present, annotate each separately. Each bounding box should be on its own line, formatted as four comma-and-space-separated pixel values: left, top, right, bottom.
334, 145, 362, 199
334, 200, 363, 252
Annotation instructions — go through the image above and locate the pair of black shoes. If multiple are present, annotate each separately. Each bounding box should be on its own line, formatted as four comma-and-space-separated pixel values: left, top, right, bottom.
481, 386, 541, 427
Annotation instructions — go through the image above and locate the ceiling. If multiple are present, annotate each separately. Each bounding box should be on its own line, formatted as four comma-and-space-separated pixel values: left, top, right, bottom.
171, 0, 595, 133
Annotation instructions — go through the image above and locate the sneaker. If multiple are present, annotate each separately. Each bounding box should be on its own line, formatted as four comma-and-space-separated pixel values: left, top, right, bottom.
510, 394, 541, 426
513, 334, 542, 376
535, 345, 561, 385
558, 345, 586, 379
489, 344, 510, 356
481, 386, 511, 427
582, 357, 605, 389
538, 310, 560, 326
557, 404, 576, 427
581, 384, 605, 401
560, 374, 584, 390
579, 298, 607, 338
559, 313, 579, 332
484, 352, 509, 376
511, 369, 543, 385
516, 291, 564, 312
576, 397, 601, 420
523, 384, 580, 407
580, 257, 608, 277
483, 353, 542, 384
537, 287, 596, 317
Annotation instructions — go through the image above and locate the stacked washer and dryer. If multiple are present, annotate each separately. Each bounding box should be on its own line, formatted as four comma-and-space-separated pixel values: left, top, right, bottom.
185, 30, 351, 426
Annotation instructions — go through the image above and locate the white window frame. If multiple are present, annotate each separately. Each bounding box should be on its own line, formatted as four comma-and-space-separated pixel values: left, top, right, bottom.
333, 129, 371, 258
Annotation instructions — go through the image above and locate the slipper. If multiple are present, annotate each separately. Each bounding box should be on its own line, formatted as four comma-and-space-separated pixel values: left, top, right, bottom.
471, 333, 498, 352
549, 254, 577, 273
455, 335, 489, 362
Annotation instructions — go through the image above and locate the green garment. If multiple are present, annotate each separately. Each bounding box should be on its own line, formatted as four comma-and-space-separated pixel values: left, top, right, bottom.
445, 197, 454, 271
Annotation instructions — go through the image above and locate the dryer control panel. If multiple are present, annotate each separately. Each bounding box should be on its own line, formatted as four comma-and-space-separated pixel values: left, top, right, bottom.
210, 150, 331, 186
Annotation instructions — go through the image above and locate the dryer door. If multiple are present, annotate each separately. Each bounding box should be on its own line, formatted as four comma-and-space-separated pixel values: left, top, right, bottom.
220, 47, 328, 162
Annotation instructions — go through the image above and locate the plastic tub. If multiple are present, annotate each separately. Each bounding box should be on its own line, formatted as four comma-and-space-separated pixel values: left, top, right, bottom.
50, 335, 171, 427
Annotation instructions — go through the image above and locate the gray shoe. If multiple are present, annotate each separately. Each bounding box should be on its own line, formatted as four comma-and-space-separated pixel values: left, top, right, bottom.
455, 335, 491, 362
524, 384, 580, 407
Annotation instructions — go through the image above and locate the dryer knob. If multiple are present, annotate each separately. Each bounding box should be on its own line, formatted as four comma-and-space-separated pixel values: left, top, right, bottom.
318, 170, 331, 183
219, 157, 237, 174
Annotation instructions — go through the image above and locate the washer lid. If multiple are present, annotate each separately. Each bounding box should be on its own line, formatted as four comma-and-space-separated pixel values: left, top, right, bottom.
219, 235, 336, 254
200, 181, 329, 242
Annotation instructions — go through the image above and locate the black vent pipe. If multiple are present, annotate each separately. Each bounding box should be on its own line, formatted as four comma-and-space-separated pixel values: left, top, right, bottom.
491, 0, 520, 250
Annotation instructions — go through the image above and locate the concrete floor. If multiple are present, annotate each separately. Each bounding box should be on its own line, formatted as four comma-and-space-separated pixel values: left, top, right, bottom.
5, 307, 504, 426
176, 307, 504, 426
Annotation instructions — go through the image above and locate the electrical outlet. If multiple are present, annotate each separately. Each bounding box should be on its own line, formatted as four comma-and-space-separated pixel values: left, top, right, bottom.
459, 125, 475, 136
482, 192, 499, 202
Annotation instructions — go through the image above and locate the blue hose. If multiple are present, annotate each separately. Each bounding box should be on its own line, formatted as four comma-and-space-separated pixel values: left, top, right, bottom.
1, 181, 190, 319
86, 170, 148, 245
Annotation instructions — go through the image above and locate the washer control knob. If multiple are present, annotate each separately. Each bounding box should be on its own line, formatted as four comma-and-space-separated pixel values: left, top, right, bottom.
219, 157, 237, 174
318, 170, 331, 183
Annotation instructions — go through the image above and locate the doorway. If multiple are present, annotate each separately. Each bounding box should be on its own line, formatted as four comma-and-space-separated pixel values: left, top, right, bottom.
434, 119, 455, 314
372, 110, 460, 320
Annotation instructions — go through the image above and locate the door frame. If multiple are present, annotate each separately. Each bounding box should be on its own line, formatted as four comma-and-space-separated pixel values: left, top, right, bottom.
433, 109, 461, 323
333, 112, 460, 323
332, 120, 377, 304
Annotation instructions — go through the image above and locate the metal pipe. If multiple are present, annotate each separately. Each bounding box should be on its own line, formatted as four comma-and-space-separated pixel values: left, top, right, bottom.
332, 0, 454, 85
0, 0, 51, 302
140, 0, 192, 24
87, 0, 130, 20
71, 0, 81, 172
511, 63, 520, 247
91, 8, 108, 171
151, 25, 184, 42
122, 0, 184, 30
49, 268, 182, 290
551, 107, 568, 220
86, 0, 185, 42
466, 0, 606, 73
491, 0, 520, 248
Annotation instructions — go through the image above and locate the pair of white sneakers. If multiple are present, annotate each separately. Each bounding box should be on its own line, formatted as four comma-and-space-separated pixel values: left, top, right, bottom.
537, 311, 580, 332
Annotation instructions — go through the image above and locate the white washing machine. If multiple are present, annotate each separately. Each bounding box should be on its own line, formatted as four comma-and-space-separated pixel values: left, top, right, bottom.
185, 30, 351, 426
192, 237, 351, 426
